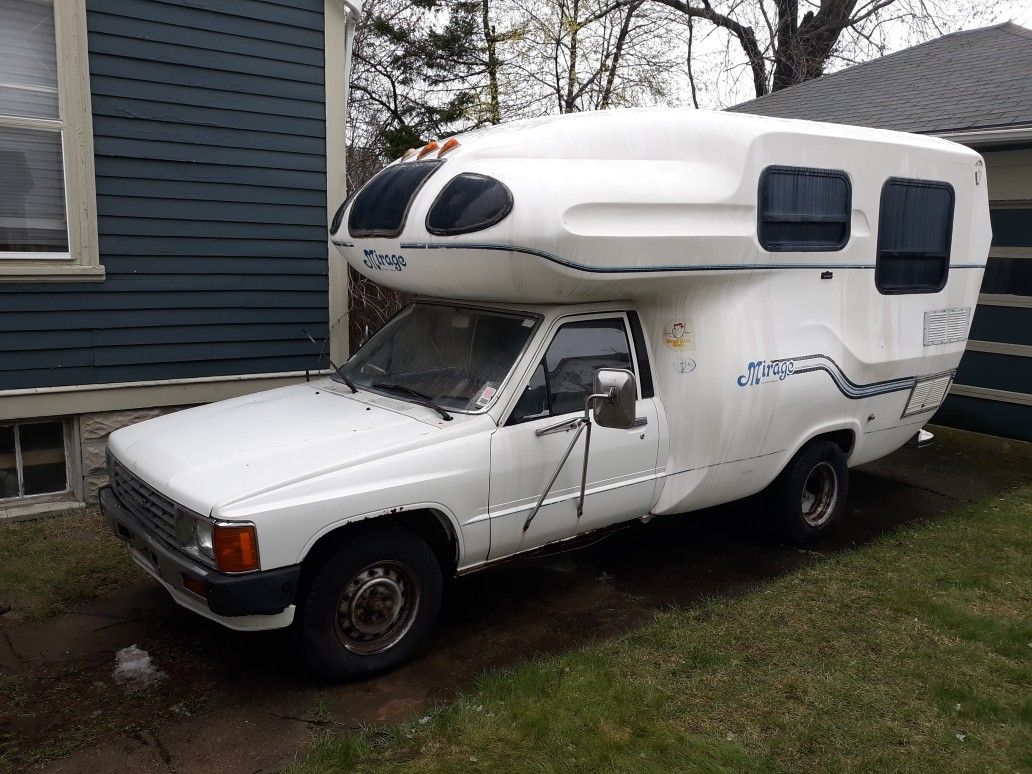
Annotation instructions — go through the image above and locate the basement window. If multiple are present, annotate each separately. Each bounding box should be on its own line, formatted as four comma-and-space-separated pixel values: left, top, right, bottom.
758, 166, 851, 251
0, 420, 69, 501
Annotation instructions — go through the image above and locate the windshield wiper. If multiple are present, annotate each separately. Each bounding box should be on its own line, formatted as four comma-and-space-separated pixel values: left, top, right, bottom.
371, 382, 453, 421
303, 329, 356, 393
330, 361, 358, 394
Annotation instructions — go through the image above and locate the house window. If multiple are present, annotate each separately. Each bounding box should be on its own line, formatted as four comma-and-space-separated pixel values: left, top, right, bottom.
0, 420, 69, 501
876, 178, 954, 294
0, 0, 101, 281
758, 166, 851, 251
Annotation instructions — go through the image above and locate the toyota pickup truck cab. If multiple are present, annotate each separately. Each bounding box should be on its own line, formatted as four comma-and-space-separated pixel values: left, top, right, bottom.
102, 109, 990, 679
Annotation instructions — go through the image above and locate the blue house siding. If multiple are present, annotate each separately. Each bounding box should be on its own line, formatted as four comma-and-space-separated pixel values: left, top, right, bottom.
0, 0, 330, 391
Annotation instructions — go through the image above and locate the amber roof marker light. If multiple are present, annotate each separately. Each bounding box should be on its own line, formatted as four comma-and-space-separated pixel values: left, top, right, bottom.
416, 141, 439, 159
437, 137, 460, 157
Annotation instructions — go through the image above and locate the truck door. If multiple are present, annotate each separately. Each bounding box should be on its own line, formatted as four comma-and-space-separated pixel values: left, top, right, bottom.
487, 313, 661, 560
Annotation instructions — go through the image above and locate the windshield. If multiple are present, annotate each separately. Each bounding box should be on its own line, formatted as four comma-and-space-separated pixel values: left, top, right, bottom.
338, 303, 539, 412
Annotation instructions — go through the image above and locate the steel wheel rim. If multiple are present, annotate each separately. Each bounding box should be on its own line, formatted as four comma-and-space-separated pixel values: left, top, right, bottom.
335, 561, 420, 655
800, 461, 838, 527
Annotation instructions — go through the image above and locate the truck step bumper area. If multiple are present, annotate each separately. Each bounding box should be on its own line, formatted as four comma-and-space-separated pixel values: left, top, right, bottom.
100, 486, 299, 631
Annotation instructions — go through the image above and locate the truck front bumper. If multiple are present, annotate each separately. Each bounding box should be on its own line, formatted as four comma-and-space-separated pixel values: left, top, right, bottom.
100, 486, 300, 631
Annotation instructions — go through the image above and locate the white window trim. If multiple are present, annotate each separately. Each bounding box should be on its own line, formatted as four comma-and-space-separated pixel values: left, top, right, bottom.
0, 0, 103, 282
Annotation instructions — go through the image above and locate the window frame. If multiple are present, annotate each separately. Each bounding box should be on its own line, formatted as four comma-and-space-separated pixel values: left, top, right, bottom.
875, 176, 955, 296
0, 418, 72, 503
504, 312, 640, 427
0, 0, 101, 282
757, 165, 852, 253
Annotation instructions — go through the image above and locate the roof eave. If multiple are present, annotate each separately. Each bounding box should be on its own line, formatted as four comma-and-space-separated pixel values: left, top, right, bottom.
934, 125, 1032, 147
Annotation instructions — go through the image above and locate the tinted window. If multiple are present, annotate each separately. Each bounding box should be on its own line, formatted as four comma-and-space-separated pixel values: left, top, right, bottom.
509, 318, 632, 424
876, 178, 954, 294
758, 166, 850, 251
348, 161, 441, 237
426, 173, 513, 236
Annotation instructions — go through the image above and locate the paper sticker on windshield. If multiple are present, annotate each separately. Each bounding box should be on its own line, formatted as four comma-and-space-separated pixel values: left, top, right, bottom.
474, 382, 498, 408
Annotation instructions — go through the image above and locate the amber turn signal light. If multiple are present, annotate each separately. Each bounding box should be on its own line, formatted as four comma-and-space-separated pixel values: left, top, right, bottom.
416, 141, 439, 159
437, 137, 460, 157
213, 524, 259, 573
181, 573, 207, 597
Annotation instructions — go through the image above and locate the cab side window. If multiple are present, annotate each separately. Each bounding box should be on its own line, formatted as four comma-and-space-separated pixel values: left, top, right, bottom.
509, 318, 632, 425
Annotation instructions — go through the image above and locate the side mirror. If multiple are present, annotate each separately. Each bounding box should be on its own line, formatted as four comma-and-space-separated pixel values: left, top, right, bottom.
591, 368, 636, 429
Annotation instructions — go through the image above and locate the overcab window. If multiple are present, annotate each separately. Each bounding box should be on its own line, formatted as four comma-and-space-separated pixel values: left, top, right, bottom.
758, 166, 851, 251
876, 178, 954, 294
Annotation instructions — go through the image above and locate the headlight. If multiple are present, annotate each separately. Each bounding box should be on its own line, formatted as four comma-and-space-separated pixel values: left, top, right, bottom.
175, 507, 259, 573
175, 507, 215, 564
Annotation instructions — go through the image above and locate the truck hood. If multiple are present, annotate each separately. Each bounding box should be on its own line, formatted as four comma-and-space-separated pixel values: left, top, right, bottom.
108, 380, 454, 516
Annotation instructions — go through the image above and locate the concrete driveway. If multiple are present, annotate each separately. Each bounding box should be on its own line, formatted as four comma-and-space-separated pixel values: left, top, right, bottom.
3, 426, 1030, 773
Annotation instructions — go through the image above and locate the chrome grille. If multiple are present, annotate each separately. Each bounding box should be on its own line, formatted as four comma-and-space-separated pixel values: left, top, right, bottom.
110, 458, 178, 548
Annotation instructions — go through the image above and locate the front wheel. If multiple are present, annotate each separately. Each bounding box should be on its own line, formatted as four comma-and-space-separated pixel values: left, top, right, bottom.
298, 527, 443, 680
768, 439, 848, 544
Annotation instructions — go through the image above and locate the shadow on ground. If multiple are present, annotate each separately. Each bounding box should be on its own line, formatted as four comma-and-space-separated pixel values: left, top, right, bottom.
2, 429, 1029, 773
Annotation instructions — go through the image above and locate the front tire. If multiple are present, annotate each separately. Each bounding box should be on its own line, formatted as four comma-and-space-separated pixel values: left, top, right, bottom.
768, 439, 848, 544
298, 527, 443, 680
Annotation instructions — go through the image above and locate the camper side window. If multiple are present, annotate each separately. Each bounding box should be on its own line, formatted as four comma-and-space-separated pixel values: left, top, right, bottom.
758, 166, 851, 251
876, 178, 954, 294
509, 318, 633, 425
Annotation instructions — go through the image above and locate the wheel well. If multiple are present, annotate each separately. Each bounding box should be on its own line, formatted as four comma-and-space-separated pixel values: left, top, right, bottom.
298, 509, 458, 593
813, 428, 855, 457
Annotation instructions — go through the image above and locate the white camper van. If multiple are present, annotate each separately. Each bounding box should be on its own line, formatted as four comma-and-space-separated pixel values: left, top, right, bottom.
102, 110, 991, 679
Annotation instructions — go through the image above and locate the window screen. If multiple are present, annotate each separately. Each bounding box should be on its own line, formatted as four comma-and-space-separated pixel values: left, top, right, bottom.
509, 318, 633, 425
876, 178, 954, 294
426, 173, 513, 236
348, 160, 441, 237
0, 0, 68, 253
758, 166, 850, 251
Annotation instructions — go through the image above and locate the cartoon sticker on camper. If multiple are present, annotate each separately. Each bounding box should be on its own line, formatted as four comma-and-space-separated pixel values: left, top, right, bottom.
101, 109, 991, 680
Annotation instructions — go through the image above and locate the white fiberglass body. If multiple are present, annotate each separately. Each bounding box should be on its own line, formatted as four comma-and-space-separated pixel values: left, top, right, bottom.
107, 109, 990, 636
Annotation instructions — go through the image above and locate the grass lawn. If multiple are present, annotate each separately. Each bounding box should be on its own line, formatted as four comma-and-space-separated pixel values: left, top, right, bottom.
295, 485, 1032, 773
0, 507, 142, 625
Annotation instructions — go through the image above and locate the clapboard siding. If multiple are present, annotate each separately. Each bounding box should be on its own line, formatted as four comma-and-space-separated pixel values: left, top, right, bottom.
0, 0, 330, 391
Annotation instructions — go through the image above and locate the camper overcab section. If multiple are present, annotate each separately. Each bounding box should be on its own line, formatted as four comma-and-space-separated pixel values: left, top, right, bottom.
101, 110, 991, 679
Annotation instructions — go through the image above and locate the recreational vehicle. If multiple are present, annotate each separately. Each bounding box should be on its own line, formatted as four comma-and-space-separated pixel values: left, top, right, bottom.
101, 110, 991, 679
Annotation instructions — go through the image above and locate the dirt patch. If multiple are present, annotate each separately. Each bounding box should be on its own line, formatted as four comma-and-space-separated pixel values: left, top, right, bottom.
1, 430, 1029, 773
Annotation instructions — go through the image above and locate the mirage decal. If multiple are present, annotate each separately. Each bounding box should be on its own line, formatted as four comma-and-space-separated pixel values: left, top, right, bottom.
737, 359, 795, 387
363, 249, 407, 272
735, 354, 921, 400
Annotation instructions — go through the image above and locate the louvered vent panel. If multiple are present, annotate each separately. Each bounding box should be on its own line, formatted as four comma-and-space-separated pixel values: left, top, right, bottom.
923, 308, 969, 346
903, 374, 953, 417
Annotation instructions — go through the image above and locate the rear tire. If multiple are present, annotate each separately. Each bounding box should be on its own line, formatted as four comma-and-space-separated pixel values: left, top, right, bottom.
298, 527, 443, 680
768, 439, 848, 544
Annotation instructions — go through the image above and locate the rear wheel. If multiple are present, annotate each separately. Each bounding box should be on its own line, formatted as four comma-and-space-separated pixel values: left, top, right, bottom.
298, 527, 443, 680
768, 439, 848, 543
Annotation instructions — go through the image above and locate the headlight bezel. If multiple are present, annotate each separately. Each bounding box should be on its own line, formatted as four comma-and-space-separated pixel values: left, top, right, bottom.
174, 506, 216, 566
174, 507, 261, 574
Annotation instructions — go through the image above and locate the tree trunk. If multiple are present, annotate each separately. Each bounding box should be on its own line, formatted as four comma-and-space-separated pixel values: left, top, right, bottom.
481, 0, 502, 124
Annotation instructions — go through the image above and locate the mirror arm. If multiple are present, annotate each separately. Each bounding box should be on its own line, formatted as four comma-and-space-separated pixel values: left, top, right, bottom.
523, 418, 588, 532
522, 390, 617, 533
